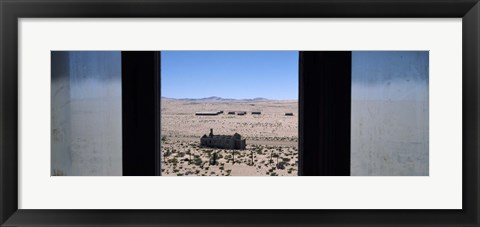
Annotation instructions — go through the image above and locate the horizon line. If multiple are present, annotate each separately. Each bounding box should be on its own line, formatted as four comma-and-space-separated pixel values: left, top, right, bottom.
161, 96, 298, 101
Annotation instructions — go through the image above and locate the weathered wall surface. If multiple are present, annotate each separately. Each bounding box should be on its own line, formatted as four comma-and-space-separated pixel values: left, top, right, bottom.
51, 51, 122, 176
51, 52, 72, 176
351, 51, 429, 176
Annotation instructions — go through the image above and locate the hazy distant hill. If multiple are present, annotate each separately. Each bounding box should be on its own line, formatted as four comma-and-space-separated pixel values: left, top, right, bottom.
161, 96, 272, 102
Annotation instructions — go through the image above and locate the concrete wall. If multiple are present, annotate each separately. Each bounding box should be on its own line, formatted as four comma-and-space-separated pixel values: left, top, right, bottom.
351, 51, 429, 176
51, 51, 122, 176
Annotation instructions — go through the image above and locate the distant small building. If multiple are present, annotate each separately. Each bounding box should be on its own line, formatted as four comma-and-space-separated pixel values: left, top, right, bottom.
252, 111, 261, 115
285, 113, 294, 116
200, 129, 246, 150
195, 112, 219, 116
227, 111, 235, 115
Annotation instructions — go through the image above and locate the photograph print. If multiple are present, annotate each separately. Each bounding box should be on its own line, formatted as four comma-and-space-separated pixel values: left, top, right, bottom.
51, 51, 428, 176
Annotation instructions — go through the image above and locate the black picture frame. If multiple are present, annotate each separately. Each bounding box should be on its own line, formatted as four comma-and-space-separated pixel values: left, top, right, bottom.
1, 0, 479, 226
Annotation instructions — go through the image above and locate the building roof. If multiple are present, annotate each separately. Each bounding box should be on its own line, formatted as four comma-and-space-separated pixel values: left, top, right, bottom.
195, 111, 219, 115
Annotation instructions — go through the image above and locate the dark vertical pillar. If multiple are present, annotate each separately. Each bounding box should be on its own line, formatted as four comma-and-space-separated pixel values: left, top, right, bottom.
122, 51, 161, 176
299, 51, 351, 176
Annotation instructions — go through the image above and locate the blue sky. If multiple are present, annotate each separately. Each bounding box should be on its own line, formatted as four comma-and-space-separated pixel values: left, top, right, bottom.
161, 51, 299, 100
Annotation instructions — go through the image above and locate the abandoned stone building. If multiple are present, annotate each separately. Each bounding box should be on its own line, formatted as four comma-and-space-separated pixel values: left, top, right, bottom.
200, 129, 246, 150
195, 111, 222, 116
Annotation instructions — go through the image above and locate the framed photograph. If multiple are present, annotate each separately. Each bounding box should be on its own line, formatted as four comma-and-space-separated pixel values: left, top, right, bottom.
1, 0, 478, 226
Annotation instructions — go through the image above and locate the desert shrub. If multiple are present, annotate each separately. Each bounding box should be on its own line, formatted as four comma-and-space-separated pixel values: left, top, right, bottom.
287, 168, 296, 174
282, 158, 291, 162
193, 157, 202, 166
177, 173, 184, 176
270, 172, 277, 176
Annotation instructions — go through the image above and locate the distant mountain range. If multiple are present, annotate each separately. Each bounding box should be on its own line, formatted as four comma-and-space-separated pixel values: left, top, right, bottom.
161, 96, 272, 102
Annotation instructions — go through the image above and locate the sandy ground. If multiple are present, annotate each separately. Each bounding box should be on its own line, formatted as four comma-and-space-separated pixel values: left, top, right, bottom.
161, 99, 298, 176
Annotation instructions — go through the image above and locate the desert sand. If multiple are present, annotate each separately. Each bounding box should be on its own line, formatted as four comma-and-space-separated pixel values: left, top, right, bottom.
161, 99, 298, 176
